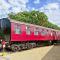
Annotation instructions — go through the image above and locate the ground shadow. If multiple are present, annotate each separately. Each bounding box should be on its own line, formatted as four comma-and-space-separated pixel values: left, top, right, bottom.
42, 45, 60, 60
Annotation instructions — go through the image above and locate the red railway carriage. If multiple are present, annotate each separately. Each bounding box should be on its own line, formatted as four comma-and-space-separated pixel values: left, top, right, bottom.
10, 20, 53, 42
10, 20, 59, 41
7, 18, 60, 51
0, 18, 60, 51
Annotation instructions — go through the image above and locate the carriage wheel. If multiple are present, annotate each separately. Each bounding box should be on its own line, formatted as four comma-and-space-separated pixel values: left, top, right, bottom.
11, 44, 21, 52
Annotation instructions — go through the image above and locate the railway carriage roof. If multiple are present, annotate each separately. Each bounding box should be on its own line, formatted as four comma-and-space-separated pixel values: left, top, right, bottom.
8, 18, 60, 32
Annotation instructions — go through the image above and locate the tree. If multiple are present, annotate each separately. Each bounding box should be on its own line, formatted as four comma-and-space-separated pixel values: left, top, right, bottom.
9, 10, 60, 30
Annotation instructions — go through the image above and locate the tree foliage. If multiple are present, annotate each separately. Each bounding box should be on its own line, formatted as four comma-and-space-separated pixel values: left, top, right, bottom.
9, 10, 60, 30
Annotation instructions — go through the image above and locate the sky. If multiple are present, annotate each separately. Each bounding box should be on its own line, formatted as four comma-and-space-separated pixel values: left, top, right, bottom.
0, 0, 60, 26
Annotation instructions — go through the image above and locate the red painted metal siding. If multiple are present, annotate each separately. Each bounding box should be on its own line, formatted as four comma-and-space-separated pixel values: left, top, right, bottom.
11, 22, 26, 41
56, 31, 60, 40
10, 22, 58, 42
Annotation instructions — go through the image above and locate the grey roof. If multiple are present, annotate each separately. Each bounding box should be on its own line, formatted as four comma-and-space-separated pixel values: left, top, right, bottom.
8, 18, 60, 32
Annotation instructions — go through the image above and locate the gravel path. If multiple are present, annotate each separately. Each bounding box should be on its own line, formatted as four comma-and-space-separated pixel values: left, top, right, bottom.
0, 45, 60, 60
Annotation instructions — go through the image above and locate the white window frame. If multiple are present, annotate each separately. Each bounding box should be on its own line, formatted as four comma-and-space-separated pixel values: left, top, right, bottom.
34, 27, 39, 35
41, 29, 47, 36
26, 25, 31, 35
14, 24, 21, 34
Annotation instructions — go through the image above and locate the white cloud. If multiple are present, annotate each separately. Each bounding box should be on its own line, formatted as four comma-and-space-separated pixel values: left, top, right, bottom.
45, 3, 59, 9
34, 0, 40, 4
0, 0, 29, 18
39, 3, 60, 26
18, 0, 28, 4
0, 0, 11, 10
0, 0, 10, 18
7, 0, 29, 12
31, 7, 39, 11
32, 8, 36, 10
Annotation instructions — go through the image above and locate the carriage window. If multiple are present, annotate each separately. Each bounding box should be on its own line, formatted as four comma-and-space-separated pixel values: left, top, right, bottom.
34, 27, 39, 35
41, 29, 47, 36
14, 24, 21, 34
39, 28, 42, 33
26, 25, 31, 35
